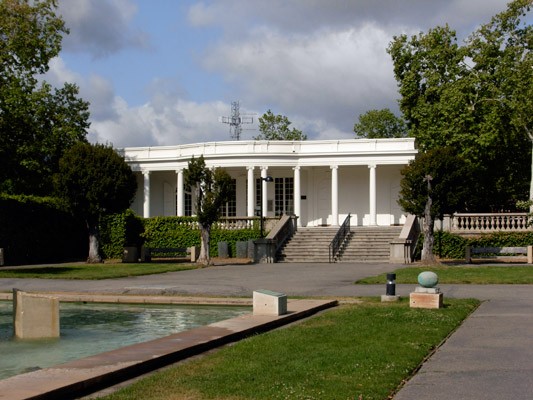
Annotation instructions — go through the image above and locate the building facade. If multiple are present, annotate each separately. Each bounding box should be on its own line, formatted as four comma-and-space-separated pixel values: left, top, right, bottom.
122, 138, 417, 227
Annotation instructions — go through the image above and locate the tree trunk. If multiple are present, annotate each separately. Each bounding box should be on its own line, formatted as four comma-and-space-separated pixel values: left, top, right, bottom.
197, 223, 211, 266
87, 221, 102, 263
421, 175, 437, 264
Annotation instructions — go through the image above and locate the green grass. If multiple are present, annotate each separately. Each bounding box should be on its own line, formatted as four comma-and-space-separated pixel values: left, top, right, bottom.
356, 265, 533, 285
101, 298, 479, 400
0, 263, 198, 280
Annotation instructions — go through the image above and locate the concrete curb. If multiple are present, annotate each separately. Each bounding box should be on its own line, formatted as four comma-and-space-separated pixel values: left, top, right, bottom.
0, 299, 337, 400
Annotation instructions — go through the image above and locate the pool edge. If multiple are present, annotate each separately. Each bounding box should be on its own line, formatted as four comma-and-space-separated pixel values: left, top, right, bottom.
0, 298, 337, 400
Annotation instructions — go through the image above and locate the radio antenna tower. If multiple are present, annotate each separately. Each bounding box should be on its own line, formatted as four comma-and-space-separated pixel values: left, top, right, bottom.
219, 101, 253, 140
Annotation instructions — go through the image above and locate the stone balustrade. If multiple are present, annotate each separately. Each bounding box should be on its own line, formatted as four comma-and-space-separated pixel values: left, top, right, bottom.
451, 213, 532, 233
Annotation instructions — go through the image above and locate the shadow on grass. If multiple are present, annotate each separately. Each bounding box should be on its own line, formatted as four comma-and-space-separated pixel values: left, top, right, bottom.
3, 267, 79, 275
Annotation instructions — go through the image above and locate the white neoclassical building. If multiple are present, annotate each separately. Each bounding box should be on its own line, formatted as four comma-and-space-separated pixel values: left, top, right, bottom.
122, 138, 417, 228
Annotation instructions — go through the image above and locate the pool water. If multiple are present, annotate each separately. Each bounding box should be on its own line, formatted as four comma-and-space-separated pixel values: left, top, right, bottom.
0, 301, 250, 380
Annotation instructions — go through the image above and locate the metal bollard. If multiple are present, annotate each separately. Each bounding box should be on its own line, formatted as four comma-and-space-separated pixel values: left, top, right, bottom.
386, 273, 396, 296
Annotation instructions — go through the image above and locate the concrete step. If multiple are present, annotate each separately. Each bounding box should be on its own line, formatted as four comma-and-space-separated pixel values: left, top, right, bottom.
277, 226, 402, 263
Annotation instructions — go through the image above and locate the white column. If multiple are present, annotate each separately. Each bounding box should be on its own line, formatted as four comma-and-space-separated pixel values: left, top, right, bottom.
331, 165, 339, 226
369, 164, 377, 226
176, 169, 184, 216
247, 166, 255, 217
143, 171, 151, 218
261, 167, 269, 217
293, 166, 301, 227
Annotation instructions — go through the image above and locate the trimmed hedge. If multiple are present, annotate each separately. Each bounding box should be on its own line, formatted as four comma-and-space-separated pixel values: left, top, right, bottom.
99, 215, 262, 259
431, 230, 533, 260
0, 195, 86, 265
100, 209, 145, 259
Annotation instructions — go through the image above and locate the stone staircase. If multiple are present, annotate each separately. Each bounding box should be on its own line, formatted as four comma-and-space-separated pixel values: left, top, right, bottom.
338, 226, 402, 262
277, 226, 402, 263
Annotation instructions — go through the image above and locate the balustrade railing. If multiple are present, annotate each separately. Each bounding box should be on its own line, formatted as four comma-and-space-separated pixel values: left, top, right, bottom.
214, 217, 257, 230
451, 213, 532, 233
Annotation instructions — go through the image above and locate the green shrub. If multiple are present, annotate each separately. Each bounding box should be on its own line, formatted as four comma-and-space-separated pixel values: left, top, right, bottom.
433, 230, 468, 259
142, 216, 199, 249
0, 194, 86, 265
100, 210, 145, 259
469, 231, 533, 248
141, 216, 261, 257
427, 230, 533, 260
210, 228, 261, 257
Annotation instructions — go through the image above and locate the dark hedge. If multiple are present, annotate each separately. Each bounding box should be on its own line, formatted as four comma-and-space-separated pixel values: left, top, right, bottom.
0, 195, 86, 265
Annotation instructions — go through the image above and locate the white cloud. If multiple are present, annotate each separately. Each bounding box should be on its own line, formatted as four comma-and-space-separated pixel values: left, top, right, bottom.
186, 0, 510, 37
50, 0, 518, 147
58, 0, 149, 57
44, 58, 248, 148
45, 57, 117, 121
202, 23, 400, 136
89, 99, 235, 148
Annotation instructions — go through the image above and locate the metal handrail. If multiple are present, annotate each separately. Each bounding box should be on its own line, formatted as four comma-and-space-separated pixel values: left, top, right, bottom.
329, 214, 351, 263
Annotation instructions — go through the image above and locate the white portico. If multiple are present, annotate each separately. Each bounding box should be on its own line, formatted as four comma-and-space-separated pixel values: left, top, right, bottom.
122, 138, 417, 227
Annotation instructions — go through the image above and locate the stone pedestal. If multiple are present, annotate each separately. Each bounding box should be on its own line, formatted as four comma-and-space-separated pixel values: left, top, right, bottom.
410, 287, 443, 309
217, 241, 229, 258
253, 238, 276, 263
236, 241, 248, 258
253, 290, 287, 316
247, 240, 255, 259
122, 247, 138, 263
189, 246, 200, 262
13, 289, 60, 339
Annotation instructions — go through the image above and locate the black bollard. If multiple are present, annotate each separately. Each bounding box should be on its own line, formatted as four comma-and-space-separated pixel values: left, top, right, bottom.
386, 273, 396, 296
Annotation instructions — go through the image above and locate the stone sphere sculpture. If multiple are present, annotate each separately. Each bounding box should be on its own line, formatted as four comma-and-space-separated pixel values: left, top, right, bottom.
417, 271, 439, 288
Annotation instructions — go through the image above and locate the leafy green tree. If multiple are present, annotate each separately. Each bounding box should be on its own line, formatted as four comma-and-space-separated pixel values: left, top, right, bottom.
185, 155, 233, 265
54, 143, 137, 263
388, 0, 532, 210
399, 148, 473, 263
353, 108, 407, 139
0, 0, 90, 195
254, 109, 307, 140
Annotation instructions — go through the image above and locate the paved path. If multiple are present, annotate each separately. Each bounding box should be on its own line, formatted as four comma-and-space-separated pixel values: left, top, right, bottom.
1, 262, 532, 399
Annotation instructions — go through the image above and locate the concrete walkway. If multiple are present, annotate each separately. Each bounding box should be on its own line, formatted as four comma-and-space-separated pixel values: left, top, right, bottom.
1, 262, 532, 399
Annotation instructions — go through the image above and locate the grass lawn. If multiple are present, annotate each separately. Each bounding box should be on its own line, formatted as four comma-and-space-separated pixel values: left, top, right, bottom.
101, 298, 479, 400
356, 265, 533, 285
0, 263, 198, 280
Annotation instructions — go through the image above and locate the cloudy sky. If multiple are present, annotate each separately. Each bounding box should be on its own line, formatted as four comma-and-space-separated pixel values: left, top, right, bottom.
46, 0, 516, 148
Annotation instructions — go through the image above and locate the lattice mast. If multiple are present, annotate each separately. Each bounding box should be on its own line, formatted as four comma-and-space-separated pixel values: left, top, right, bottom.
219, 101, 253, 140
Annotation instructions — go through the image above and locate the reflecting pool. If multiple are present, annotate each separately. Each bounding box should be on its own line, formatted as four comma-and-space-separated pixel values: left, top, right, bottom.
0, 301, 250, 380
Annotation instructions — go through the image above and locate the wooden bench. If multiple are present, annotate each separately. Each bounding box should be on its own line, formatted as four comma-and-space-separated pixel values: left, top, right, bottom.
141, 247, 197, 262
465, 246, 533, 264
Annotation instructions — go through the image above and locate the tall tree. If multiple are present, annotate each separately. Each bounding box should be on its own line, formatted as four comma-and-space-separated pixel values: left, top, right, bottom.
0, 0, 90, 195
354, 108, 407, 139
468, 0, 533, 206
399, 148, 473, 263
185, 156, 232, 265
388, 0, 532, 210
254, 110, 307, 140
55, 143, 137, 263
